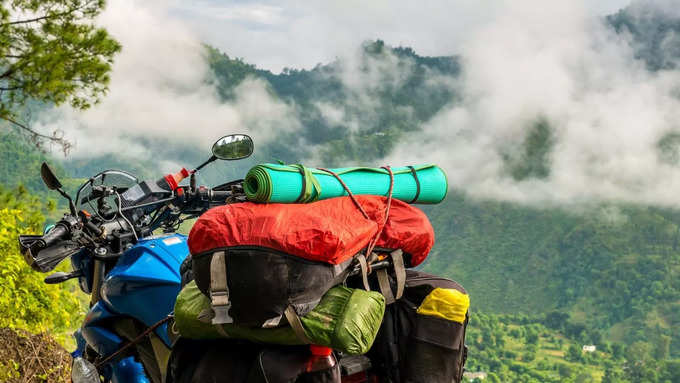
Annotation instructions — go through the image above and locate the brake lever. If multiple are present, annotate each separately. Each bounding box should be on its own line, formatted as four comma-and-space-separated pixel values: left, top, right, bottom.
44, 270, 83, 284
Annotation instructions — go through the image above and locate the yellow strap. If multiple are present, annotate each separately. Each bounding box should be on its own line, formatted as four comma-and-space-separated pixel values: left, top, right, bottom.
417, 288, 470, 324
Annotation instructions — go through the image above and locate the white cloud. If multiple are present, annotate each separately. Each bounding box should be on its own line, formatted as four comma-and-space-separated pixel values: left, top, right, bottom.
390, 0, 680, 207
35, 0, 300, 162
171, 0, 631, 73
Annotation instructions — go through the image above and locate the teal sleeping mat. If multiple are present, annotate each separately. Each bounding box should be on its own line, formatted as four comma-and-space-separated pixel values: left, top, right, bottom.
244, 164, 447, 204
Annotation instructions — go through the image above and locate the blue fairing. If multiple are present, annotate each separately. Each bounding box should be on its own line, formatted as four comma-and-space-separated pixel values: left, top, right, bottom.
80, 305, 149, 383
81, 302, 124, 356
100, 234, 189, 346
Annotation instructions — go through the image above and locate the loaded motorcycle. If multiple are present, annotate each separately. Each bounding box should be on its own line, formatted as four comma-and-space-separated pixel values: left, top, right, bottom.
18, 134, 468, 383
18, 135, 374, 382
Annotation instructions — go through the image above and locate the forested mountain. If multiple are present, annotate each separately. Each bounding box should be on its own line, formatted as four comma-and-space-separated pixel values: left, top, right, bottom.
3, 3, 680, 382
207, 40, 460, 165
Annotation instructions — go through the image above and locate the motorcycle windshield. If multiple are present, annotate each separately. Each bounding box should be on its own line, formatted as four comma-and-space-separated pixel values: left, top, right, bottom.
76, 170, 139, 218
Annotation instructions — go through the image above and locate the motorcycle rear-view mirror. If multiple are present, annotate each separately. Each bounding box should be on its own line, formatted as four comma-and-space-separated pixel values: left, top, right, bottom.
212, 134, 254, 160
41, 162, 63, 190
40, 162, 77, 215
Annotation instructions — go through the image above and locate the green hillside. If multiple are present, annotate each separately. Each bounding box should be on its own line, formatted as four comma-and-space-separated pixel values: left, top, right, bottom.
424, 196, 680, 355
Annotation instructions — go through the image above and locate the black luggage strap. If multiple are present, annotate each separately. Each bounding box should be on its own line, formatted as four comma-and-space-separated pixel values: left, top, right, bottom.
284, 306, 312, 344
376, 270, 394, 304
407, 166, 421, 204
376, 249, 406, 304
209, 251, 234, 325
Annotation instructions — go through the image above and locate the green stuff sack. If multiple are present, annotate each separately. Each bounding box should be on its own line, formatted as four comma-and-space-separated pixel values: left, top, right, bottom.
174, 281, 385, 355
244, 164, 448, 204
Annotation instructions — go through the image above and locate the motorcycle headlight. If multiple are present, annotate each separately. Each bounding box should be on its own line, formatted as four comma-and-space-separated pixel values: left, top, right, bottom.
72, 357, 100, 383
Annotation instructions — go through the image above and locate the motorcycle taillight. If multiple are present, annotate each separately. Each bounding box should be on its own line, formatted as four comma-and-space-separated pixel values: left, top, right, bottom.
306, 345, 336, 373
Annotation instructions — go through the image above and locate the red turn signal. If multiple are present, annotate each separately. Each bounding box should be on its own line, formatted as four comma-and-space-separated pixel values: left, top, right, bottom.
164, 168, 190, 190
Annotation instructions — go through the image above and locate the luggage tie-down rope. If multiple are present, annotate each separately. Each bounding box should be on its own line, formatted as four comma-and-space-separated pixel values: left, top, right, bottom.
320, 166, 405, 302
363, 166, 395, 266
317, 167, 369, 219
95, 315, 172, 368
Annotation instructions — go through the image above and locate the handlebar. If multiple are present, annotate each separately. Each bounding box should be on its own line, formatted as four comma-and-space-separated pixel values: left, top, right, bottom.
18, 179, 241, 272
209, 190, 230, 201
191, 186, 232, 207
19, 216, 79, 273
33, 224, 70, 252
29, 241, 81, 273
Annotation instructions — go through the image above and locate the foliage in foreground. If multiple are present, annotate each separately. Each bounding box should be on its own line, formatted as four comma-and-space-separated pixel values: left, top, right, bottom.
0, 185, 80, 333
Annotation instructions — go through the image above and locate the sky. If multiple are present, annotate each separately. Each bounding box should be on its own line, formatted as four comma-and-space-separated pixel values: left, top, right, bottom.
169, 0, 633, 72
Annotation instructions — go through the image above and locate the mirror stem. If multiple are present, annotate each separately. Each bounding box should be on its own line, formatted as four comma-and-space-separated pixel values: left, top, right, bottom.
190, 172, 197, 193
58, 188, 77, 215
194, 155, 217, 172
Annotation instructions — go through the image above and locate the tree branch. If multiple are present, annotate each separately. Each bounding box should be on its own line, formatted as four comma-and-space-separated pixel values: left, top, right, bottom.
2, 0, 97, 26
0, 115, 71, 154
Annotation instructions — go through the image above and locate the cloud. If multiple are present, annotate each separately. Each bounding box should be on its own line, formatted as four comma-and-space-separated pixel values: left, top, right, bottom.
390, 0, 680, 207
171, 0, 631, 73
35, 0, 300, 164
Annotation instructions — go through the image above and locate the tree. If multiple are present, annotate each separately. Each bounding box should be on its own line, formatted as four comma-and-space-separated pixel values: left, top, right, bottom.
0, 0, 120, 151
567, 344, 582, 362
486, 372, 501, 383
654, 335, 670, 360
544, 310, 569, 330
557, 363, 574, 379
602, 365, 624, 383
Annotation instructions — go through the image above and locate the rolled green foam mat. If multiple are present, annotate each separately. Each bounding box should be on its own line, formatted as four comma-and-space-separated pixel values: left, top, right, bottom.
244, 163, 448, 204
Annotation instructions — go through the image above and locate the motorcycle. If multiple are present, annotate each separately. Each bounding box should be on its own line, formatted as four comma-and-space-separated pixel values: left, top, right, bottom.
18, 134, 375, 383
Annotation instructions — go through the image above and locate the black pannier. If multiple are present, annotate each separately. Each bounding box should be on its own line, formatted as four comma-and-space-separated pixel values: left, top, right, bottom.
361, 270, 469, 383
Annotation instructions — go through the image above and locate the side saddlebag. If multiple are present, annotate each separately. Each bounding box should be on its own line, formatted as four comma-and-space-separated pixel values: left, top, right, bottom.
366, 270, 469, 383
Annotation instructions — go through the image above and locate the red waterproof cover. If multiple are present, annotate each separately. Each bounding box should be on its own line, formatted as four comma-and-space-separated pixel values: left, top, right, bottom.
373, 199, 434, 267
188, 195, 434, 266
